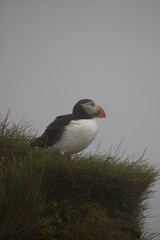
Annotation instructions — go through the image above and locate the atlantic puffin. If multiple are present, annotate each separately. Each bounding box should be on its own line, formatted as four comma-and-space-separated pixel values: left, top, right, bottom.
31, 99, 106, 158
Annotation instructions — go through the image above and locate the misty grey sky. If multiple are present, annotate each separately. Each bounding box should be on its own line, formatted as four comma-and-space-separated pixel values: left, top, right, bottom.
0, 0, 160, 236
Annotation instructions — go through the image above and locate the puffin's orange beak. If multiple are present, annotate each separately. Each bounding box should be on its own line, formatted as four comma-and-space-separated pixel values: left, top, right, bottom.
94, 105, 106, 118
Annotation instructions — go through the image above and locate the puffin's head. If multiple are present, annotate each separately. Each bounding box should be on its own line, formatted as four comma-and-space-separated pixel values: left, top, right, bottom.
73, 99, 106, 119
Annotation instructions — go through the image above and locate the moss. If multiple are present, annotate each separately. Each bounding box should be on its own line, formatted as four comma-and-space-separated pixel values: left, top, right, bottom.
41, 199, 142, 240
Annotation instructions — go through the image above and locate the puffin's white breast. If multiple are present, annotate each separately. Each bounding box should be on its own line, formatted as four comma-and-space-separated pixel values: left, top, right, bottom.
54, 119, 98, 154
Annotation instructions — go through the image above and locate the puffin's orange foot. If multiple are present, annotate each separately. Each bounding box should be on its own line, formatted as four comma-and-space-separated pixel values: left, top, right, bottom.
63, 154, 71, 160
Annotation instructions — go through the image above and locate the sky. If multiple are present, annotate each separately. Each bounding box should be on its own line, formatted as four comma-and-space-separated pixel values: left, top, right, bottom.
0, 0, 160, 236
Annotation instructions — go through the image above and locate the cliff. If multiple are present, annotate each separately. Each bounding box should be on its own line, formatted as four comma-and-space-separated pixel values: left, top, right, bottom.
0, 116, 159, 240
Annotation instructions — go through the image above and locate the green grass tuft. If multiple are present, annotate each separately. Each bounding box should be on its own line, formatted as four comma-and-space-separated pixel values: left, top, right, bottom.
0, 115, 159, 240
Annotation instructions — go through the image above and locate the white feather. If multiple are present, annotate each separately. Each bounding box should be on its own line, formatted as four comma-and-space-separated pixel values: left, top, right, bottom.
54, 119, 98, 155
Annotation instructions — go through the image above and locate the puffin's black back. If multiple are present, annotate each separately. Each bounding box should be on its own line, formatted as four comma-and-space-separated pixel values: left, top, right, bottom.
31, 114, 74, 147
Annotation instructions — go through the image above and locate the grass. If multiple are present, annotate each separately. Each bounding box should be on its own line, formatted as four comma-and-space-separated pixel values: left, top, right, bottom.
0, 115, 159, 240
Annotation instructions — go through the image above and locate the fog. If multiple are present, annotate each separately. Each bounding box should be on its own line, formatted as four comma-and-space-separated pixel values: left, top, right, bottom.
0, 0, 160, 236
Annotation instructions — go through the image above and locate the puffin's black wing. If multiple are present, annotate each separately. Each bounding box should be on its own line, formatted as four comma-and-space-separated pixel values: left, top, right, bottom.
31, 114, 74, 147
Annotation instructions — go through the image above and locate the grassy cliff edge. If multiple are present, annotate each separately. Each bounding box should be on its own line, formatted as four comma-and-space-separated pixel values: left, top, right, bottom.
0, 116, 159, 240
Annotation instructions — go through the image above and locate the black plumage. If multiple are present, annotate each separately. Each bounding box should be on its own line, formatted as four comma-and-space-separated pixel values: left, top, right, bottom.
31, 114, 73, 147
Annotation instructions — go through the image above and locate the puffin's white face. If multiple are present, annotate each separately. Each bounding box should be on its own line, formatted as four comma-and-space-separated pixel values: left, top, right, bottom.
80, 100, 97, 116
80, 100, 106, 118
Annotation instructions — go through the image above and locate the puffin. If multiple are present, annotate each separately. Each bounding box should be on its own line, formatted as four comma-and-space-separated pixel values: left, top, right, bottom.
31, 99, 106, 158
